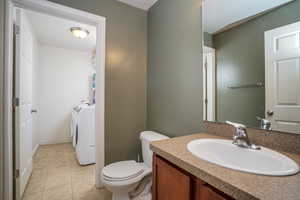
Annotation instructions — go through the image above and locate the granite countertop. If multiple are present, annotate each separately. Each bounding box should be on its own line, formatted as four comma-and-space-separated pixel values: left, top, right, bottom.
150, 133, 300, 200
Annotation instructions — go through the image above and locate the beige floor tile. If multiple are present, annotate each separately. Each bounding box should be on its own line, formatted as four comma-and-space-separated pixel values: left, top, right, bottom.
96, 189, 112, 200
23, 179, 45, 196
73, 188, 112, 200
72, 176, 95, 186
72, 164, 95, 174
33, 159, 49, 170
43, 184, 72, 200
23, 143, 104, 200
29, 169, 48, 183
72, 182, 96, 195
70, 160, 80, 168
47, 166, 71, 176
47, 160, 71, 168
45, 175, 71, 191
22, 192, 43, 200
34, 152, 49, 160
71, 167, 95, 186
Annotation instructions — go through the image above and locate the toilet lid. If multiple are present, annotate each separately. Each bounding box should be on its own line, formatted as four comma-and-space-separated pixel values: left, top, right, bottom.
102, 160, 144, 180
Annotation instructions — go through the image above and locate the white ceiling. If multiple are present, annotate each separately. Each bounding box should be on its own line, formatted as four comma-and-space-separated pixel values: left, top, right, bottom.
26, 10, 96, 51
116, 0, 158, 10
203, 0, 294, 34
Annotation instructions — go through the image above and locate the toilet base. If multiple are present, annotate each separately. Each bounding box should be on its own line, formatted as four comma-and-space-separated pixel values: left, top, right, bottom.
112, 192, 130, 200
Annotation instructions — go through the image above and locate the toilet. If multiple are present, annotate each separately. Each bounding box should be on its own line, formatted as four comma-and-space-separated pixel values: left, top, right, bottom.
101, 131, 169, 200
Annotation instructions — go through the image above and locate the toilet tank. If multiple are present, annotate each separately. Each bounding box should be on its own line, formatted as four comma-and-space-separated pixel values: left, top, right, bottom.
140, 131, 169, 168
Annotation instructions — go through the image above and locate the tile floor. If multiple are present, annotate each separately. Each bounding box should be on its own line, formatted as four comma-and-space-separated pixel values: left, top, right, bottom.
22, 143, 112, 200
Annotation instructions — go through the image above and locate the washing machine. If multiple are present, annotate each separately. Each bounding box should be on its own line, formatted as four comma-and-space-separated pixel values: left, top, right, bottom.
72, 104, 95, 165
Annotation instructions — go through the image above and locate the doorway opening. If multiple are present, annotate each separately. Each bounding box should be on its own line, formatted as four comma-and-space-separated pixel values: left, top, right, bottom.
4, 1, 106, 200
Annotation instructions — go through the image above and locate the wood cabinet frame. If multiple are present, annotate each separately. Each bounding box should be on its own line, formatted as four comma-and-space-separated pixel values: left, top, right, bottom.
152, 154, 234, 200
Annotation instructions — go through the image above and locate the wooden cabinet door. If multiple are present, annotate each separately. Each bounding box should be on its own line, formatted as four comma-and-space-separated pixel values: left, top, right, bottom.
153, 154, 191, 200
193, 179, 232, 200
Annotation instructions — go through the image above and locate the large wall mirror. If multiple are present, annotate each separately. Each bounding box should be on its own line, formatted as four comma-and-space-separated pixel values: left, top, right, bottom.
202, 0, 300, 134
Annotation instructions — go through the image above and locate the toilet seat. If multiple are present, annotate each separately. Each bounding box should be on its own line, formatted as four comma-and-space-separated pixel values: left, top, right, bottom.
102, 161, 152, 187
102, 161, 146, 181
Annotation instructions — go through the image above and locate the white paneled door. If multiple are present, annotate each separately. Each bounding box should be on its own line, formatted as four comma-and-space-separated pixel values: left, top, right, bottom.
14, 9, 33, 199
265, 21, 300, 134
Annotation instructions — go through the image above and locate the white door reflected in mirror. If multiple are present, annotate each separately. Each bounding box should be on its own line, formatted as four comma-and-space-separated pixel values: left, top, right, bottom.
265, 21, 300, 134
202, 0, 300, 134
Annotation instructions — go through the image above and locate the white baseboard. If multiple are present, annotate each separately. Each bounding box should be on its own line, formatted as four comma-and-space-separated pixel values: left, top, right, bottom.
32, 144, 39, 157
39, 137, 72, 145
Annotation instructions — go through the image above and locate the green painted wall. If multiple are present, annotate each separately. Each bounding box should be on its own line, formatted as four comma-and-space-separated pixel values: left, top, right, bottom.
204, 32, 213, 48
214, 0, 300, 127
0, 0, 4, 198
0, 0, 204, 167
48, 0, 147, 164
147, 0, 203, 137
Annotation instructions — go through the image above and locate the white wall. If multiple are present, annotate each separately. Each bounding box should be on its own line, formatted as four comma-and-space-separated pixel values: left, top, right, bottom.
35, 45, 95, 145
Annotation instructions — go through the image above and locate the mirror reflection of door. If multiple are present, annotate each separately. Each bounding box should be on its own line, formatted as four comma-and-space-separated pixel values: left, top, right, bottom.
203, 0, 300, 134
203, 46, 216, 121
265, 21, 300, 134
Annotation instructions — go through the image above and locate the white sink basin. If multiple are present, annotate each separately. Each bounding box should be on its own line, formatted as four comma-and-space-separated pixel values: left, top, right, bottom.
187, 139, 300, 176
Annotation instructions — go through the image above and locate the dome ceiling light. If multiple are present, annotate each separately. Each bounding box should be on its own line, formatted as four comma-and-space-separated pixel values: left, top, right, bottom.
70, 27, 89, 39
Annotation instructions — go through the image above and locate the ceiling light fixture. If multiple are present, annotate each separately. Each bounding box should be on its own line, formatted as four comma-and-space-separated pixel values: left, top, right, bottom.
70, 27, 89, 39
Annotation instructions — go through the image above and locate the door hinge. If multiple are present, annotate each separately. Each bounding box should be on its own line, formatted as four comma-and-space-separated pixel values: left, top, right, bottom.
205, 99, 208, 104
14, 169, 20, 179
13, 97, 20, 108
13, 24, 20, 35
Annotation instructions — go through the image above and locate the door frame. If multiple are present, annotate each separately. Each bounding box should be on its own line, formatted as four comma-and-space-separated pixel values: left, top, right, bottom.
3, 0, 106, 199
203, 46, 216, 122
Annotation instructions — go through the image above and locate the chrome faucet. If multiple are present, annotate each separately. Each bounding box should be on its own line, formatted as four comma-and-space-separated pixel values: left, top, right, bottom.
256, 116, 272, 130
226, 121, 261, 150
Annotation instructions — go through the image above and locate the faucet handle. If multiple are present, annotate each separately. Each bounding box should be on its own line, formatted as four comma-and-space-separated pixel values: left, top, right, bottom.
256, 116, 272, 130
256, 116, 271, 124
226, 121, 261, 150
226, 121, 246, 129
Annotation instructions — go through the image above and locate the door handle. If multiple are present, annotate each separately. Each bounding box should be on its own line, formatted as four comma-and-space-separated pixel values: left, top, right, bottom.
31, 109, 38, 114
267, 110, 274, 116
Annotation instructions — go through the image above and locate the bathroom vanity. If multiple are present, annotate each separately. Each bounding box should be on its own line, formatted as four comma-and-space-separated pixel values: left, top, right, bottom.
153, 154, 233, 200
151, 133, 300, 200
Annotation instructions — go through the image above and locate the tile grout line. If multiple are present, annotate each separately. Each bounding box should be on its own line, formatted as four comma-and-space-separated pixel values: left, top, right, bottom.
22, 143, 111, 200
71, 161, 75, 200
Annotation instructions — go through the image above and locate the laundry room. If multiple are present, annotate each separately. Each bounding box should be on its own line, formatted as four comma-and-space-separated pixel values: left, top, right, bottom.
15, 8, 100, 199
